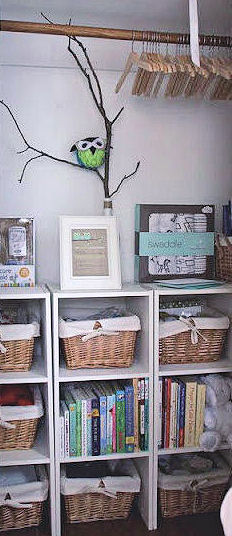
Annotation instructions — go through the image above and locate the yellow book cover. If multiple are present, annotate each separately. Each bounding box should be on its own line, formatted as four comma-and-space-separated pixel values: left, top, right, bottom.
184, 379, 197, 447
195, 383, 206, 446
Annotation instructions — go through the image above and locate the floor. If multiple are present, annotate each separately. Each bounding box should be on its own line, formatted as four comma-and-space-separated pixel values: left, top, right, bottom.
1, 511, 224, 536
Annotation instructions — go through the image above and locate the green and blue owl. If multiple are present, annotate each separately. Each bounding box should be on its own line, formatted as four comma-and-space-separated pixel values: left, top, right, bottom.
70, 136, 106, 169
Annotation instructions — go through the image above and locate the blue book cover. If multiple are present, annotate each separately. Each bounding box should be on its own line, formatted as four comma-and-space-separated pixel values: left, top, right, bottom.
93, 385, 107, 455
125, 384, 134, 453
178, 380, 186, 448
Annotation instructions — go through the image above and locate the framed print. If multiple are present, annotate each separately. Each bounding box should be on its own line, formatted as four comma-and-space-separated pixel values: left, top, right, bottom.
59, 216, 121, 290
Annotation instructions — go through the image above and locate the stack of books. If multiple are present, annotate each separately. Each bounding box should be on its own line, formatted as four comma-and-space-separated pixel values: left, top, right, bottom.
158, 377, 206, 449
60, 378, 149, 458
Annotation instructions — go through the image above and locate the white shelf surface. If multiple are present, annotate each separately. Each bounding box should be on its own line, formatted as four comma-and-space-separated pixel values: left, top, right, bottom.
59, 361, 150, 382
62, 451, 149, 463
158, 444, 230, 455
159, 358, 232, 377
0, 362, 48, 384
0, 285, 49, 300
0, 446, 50, 466
50, 282, 152, 298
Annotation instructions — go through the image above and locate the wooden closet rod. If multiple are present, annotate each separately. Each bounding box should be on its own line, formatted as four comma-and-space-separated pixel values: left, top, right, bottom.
0, 20, 231, 48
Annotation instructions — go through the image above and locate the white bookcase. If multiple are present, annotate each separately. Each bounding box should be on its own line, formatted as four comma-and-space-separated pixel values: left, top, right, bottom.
0, 286, 56, 536
151, 283, 232, 530
51, 284, 154, 535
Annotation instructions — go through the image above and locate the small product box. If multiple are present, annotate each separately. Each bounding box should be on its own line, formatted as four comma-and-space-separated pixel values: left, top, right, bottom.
135, 204, 215, 283
0, 217, 35, 287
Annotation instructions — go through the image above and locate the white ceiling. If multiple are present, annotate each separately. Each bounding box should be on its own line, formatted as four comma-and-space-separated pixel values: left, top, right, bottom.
1, 0, 232, 34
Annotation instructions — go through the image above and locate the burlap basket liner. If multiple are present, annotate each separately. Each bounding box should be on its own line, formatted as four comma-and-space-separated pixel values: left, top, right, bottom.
159, 312, 229, 365
0, 321, 40, 372
0, 466, 48, 531
0, 386, 43, 450
59, 316, 140, 369
61, 460, 141, 523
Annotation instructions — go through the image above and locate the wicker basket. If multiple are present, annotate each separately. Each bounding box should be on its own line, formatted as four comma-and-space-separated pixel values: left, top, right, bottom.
216, 236, 232, 282
0, 418, 39, 450
0, 466, 48, 531
159, 481, 227, 518
59, 316, 140, 369
0, 386, 43, 450
0, 339, 34, 372
61, 460, 141, 523
0, 500, 43, 530
159, 311, 229, 365
64, 491, 136, 523
0, 321, 39, 372
158, 453, 229, 518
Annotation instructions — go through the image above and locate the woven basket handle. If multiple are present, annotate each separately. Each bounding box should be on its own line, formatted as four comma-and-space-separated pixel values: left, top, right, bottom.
0, 417, 16, 430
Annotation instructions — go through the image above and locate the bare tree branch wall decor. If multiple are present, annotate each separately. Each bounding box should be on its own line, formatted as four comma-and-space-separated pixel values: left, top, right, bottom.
0, 15, 140, 201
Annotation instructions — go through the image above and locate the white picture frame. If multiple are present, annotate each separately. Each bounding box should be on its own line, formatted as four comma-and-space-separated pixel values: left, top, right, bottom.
59, 215, 122, 290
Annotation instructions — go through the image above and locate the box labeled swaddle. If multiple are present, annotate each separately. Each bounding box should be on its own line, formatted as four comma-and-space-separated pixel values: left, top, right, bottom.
135, 204, 215, 282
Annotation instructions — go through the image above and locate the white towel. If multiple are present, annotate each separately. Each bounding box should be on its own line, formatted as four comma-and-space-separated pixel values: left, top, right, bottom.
221, 487, 232, 536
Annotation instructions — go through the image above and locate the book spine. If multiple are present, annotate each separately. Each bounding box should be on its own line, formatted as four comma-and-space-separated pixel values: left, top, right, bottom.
92, 398, 100, 456
165, 378, 172, 449
133, 378, 139, 452
99, 395, 107, 455
116, 389, 126, 453
139, 379, 145, 451
68, 402, 77, 457
76, 400, 82, 457
195, 384, 206, 446
174, 383, 179, 448
112, 394, 117, 453
178, 382, 186, 448
144, 378, 149, 451
60, 414, 64, 460
184, 382, 197, 447
158, 379, 163, 449
60, 402, 70, 458
169, 381, 177, 448
82, 399, 87, 457
86, 399, 92, 457
176, 382, 181, 448
106, 394, 114, 454
125, 385, 135, 453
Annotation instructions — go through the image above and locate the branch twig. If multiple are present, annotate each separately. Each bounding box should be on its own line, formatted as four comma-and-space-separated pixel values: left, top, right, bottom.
19, 155, 43, 183
110, 161, 140, 198
111, 107, 124, 125
0, 100, 104, 184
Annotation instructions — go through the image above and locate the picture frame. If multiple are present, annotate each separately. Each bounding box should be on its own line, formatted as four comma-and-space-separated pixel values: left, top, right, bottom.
59, 215, 122, 290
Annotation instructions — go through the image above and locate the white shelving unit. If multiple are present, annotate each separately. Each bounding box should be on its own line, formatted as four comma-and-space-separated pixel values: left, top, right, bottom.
0, 286, 56, 536
151, 282, 232, 530
51, 284, 154, 535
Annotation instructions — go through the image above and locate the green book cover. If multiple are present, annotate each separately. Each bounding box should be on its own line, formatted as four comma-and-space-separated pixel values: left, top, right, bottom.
114, 383, 125, 453
63, 389, 77, 457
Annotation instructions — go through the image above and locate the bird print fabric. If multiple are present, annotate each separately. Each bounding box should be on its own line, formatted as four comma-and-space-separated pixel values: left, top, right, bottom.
70, 137, 106, 169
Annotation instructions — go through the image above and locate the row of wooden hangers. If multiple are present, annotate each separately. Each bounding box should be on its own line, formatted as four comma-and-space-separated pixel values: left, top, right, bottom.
115, 33, 232, 100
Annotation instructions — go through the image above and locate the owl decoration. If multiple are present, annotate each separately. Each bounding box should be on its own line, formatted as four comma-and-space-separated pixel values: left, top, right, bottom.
70, 137, 106, 169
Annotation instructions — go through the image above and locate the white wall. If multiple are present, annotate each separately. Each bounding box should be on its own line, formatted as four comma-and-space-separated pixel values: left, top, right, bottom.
1, 33, 232, 284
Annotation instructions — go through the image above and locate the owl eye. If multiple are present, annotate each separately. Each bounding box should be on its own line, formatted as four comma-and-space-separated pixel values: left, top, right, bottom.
93, 137, 105, 149
77, 140, 92, 151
